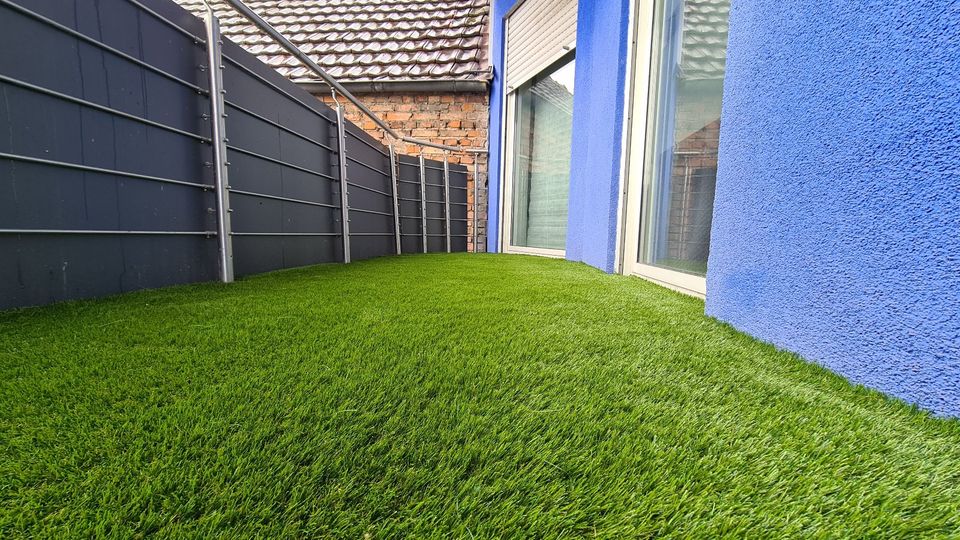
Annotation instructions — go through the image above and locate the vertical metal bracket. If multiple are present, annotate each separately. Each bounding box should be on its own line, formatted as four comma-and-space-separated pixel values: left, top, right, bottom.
204, 9, 234, 283
335, 104, 351, 263
442, 152, 451, 253
388, 144, 402, 255
472, 158, 479, 253
418, 152, 427, 254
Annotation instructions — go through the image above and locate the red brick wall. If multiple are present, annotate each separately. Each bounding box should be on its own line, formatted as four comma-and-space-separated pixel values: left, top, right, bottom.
317, 91, 489, 252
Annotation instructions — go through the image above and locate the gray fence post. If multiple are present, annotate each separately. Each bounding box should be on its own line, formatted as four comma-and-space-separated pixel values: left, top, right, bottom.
389, 144, 402, 255
335, 104, 351, 263
419, 152, 427, 254
472, 158, 480, 253
442, 152, 451, 253
204, 9, 234, 282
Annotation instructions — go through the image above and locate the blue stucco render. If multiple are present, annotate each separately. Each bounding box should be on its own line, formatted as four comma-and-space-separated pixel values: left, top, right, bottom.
707, 0, 960, 416
564, 0, 632, 272
486, 0, 630, 272
484, 0, 512, 254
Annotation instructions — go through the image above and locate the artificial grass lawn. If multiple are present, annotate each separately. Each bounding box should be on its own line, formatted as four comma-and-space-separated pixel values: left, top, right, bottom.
2, 254, 959, 538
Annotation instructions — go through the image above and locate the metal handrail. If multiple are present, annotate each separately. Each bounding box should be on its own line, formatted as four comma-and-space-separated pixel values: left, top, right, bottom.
221, 0, 487, 155
198, 0, 487, 274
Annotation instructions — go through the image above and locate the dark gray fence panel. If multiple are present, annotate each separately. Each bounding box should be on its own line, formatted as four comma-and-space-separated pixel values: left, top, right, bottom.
449, 164, 469, 252
0, 0, 472, 311
218, 37, 343, 276
0, 0, 217, 311
344, 126, 396, 260
396, 155, 424, 254
423, 162, 446, 253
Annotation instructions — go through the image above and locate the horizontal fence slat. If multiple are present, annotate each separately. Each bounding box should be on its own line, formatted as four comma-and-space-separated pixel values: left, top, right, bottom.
0, 0, 208, 95
229, 189, 340, 209
231, 232, 341, 237
345, 182, 392, 198
0, 229, 215, 235
0, 151, 213, 190
127, 0, 207, 45
0, 74, 210, 143
345, 130, 389, 157
226, 100, 337, 153
226, 145, 337, 181
222, 54, 336, 125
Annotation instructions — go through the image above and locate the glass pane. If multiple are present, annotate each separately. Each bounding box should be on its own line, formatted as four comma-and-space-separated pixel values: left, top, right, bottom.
510, 55, 576, 250
641, 0, 729, 275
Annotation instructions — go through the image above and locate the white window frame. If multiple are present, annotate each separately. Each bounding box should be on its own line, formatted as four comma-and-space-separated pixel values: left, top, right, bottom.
618, 0, 708, 298
498, 4, 576, 258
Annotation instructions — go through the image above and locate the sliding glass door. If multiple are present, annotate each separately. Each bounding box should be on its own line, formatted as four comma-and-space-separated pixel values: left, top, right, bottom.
622, 0, 730, 295
504, 54, 576, 254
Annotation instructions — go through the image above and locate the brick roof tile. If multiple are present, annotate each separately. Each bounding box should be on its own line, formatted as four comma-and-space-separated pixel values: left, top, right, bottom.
174, 0, 491, 83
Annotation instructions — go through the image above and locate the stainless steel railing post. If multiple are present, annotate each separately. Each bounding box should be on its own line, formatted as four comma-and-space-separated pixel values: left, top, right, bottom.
389, 144, 401, 255
442, 152, 451, 253
472, 158, 479, 253
335, 104, 351, 263
204, 8, 234, 282
419, 152, 427, 254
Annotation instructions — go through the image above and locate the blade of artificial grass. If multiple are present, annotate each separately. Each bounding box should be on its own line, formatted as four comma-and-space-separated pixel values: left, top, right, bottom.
1, 254, 958, 538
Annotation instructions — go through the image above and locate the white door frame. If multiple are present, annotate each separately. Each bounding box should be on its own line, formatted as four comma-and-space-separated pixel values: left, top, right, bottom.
500, 86, 567, 259
497, 18, 574, 258
618, 0, 707, 298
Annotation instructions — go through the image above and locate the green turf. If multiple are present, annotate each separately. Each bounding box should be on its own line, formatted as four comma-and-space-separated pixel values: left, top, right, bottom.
2, 254, 959, 538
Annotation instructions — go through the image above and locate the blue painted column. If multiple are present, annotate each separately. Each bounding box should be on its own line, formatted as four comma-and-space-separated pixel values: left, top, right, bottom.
485, 0, 517, 253
564, 0, 632, 273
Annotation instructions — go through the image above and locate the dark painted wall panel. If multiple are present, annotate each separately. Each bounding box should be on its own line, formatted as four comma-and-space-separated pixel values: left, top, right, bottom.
111, 120, 211, 184
424, 184, 446, 203
449, 221, 468, 237
231, 195, 338, 235
349, 213, 394, 236
232, 236, 340, 276
351, 236, 397, 261
137, 7, 210, 88
216, 23, 348, 276
397, 180, 421, 200
398, 215, 423, 233
1, 0, 471, 310
228, 106, 282, 156
390, 155, 471, 254
348, 190, 392, 217
0, 6, 83, 96
23, 0, 77, 29
0, 86, 80, 161
396, 157, 425, 253
0, 235, 217, 310
77, 0, 143, 59
426, 237, 446, 253
400, 237, 422, 254
275, 169, 338, 206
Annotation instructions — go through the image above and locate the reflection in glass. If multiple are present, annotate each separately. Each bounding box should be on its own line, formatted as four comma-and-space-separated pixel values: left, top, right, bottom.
642, 0, 729, 275
511, 55, 575, 250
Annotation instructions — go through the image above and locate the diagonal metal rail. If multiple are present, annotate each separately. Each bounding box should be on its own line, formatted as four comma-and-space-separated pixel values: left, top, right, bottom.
218, 0, 488, 255
221, 0, 485, 155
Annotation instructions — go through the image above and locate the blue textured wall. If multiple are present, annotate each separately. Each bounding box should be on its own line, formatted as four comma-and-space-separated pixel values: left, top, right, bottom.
564, 0, 631, 272
707, 0, 960, 416
485, 0, 514, 253
486, 0, 631, 270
